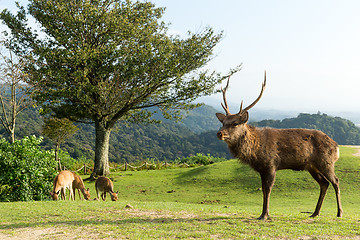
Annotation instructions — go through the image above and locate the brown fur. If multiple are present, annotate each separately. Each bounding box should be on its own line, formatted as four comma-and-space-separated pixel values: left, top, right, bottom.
216, 111, 343, 220
72, 173, 90, 200
95, 176, 118, 201
49, 170, 75, 200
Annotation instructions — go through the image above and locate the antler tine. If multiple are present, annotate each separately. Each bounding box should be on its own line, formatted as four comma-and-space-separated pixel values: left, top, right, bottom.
241, 71, 267, 113
221, 76, 231, 115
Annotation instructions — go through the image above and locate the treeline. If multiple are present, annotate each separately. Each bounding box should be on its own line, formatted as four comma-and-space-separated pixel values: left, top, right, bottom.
2, 106, 360, 163
3, 105, 230, 163
251, 112, 360, 145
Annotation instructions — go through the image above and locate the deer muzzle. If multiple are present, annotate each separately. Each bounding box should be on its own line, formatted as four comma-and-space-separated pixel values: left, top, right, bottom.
217, 131, 225, 140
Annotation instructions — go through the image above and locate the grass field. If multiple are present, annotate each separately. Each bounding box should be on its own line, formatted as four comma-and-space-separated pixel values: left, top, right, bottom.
0, 146, 359, 239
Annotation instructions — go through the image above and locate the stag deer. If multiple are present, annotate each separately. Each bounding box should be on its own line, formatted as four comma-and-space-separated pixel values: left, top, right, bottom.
49, 170, 75, 200
95, 176, 118, 201
216, 72, 342, 220
72, 173, 91, 200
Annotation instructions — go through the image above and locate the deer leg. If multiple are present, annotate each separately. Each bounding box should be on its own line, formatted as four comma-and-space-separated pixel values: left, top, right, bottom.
101, 192, 106, 201
78, 189, 82, 200
69, 186, 74, 201
61, 188, 66, 200
308, 169, 329, 217
320, 169, 343, 217
258, 171, 276, 220
96, 188, 100, 200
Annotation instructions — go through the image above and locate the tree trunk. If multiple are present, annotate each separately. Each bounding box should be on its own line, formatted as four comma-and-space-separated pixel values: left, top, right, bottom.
91, 119, 111, 178
55, 142, 61, 171
9, 128, 15, 144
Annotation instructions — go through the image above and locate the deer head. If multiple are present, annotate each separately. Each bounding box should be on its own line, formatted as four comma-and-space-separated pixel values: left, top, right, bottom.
49, 190, 60, 200
216, 72, 266, 141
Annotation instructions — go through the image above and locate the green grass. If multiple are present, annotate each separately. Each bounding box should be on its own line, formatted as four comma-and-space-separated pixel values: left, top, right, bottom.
0, 146, 359, 239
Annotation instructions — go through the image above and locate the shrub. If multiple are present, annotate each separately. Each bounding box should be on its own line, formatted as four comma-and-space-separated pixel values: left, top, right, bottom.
0, 136, 58, 201
175, 153, 227, 166
58, 151, 93, 173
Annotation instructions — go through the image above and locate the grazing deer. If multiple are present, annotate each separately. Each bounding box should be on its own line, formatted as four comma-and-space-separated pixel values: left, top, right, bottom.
95, 176, 118, 201
216, 72, 342, 220
72, 173, 91, 200
49, 170, 75, 200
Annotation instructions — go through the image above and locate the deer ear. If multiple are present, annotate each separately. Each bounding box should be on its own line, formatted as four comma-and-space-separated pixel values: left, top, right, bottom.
216, 113, 226, 123
239, 111, 249, 123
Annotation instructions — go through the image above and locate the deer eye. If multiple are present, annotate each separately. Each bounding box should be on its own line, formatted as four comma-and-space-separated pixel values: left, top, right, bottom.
232, 122, 240, 127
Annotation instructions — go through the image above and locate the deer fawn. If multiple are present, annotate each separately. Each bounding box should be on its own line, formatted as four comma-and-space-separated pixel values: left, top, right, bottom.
95, 176, 118, 201
216, 72, 342, 220
72, 173, 90, 200
49, 170, 75, 200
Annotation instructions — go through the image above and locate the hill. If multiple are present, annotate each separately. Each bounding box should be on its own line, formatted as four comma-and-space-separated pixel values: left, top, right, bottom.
2, 105, 360, 163
3, 105, 229, 163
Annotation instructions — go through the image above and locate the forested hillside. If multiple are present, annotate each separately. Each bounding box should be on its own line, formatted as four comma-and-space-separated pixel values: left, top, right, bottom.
3, 105, 229, 163
2, 106, 360, 163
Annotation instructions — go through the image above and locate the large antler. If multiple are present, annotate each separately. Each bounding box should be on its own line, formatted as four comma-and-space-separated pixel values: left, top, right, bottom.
221, 76, 231, 115
240, 71, 267, 113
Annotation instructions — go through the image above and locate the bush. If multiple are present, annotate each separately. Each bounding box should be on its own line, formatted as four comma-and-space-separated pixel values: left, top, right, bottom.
175, 153, 228, 166
0, 136, 58, 201
58, 151, 92, 172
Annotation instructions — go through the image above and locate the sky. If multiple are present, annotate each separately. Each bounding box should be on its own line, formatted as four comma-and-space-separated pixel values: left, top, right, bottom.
152, 0, 360, 114
1, 0, 360, 114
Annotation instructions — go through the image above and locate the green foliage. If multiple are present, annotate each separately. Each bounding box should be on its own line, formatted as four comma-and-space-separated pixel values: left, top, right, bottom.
175, 153, 227, 166
1, 0, 239, 175
0, 0, 231, 125
42, 117, 78, 146
0, 136, 57, 201
252, 112, 360, 145
57, 150, 92, 172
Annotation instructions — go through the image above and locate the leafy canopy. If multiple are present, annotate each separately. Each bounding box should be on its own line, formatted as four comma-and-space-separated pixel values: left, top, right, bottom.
1, 0, 238, 127
42, 117, 79, 146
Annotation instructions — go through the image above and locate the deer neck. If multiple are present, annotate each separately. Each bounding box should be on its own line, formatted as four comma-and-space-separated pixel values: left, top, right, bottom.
228, 124, 259, 164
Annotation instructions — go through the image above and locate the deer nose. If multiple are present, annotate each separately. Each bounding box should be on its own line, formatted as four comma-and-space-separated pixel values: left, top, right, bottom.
217, 131, 223, 139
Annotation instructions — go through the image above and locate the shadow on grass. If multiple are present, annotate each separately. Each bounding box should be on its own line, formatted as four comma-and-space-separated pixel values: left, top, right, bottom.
175, 162, 260, 190
0, 214, 257, 230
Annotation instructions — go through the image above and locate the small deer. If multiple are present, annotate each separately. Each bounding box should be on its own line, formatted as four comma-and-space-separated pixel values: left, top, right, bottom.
49, 170, 75, 200
216, 72, 342, 220
72, 172, 90, 200
95, 176, 118, 201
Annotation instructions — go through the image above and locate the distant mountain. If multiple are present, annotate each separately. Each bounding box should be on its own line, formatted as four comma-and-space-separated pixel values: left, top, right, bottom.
197, 96, 360, 125
177, 105, 221, 133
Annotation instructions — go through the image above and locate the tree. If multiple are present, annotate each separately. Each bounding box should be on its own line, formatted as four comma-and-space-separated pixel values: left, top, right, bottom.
0, 0, 240, 177
42, 117, 79, 170
0, 40, 33, 143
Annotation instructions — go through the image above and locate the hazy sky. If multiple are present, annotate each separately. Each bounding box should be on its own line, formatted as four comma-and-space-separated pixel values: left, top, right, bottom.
152, 0, 360, 113
2, 0, 360, 113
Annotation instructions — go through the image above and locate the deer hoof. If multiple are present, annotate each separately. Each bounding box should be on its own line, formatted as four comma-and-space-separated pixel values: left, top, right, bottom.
257, 215, 268, 220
